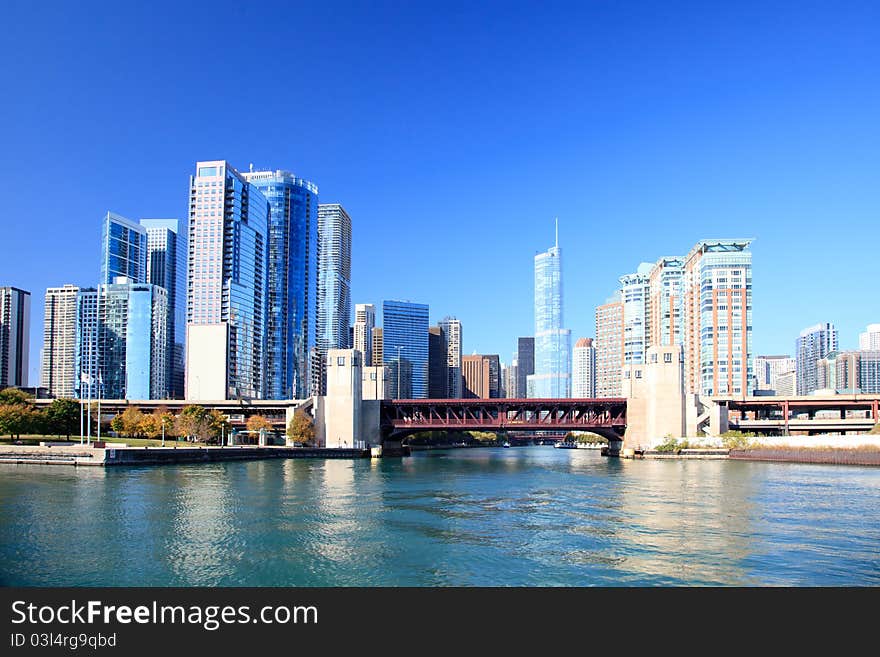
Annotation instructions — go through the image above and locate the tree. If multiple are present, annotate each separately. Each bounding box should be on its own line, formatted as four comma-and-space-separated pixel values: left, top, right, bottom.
0, 388, 31, 406
154, 406, 176, 439
138, 413, 162, 439
117, 407, 145, 438
286, 409, 315, 446
246, 415, 273, 433
0, 404, 41, 439
46, 398, 80, 439
207, 410, 230, 444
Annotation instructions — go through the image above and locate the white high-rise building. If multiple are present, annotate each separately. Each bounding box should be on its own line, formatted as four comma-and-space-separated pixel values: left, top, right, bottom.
353, 304, 375, 366
860, 324, 880, 351
754, 355, 796, 392
620, 264, 652, 366
0, 287, 30, 388
795, 323, 838, 396
439, 316, 462, 398
41, 285, 81, 398
572, 337, 597, 398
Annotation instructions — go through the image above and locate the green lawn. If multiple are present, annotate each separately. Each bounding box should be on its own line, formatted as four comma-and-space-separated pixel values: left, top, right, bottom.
0, 435, 191, 448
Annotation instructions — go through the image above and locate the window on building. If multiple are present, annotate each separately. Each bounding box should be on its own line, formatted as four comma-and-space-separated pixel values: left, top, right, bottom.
664, 352, 672, 363
337, 356, 345, 366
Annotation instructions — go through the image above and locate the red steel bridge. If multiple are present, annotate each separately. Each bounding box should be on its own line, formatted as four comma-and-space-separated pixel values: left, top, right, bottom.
379, 398, 627, 441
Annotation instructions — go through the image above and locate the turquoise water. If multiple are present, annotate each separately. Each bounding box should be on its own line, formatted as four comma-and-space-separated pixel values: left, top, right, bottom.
1, 447, 878, 586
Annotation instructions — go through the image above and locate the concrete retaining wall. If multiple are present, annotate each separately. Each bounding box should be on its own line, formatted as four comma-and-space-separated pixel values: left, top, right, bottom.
730, 448, 880, 466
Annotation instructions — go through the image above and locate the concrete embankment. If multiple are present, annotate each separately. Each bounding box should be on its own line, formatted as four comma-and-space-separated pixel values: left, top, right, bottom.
730, 448, 880, 467
0, 444, 370, 467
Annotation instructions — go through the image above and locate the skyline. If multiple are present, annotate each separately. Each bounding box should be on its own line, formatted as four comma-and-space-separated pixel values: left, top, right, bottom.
2, 1, 879, 386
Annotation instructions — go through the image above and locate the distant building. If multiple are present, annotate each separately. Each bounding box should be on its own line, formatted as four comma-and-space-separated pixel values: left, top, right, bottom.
41, 285, 80, 398
353, 304, 376, 367
528, 228, 571, 397
371, 327, 384, 367
439, 316, 462, 398
516, 336, 534, 399
795, 322, 838, 396
504, 359, 519, 398
682, 239, 753, 396
595, 294, 624, 398
620, 264, 652, 366
753, 355, 796, 392
859, 324, 880, 352
774, 370, 796, 396
382, 300, 429, 399
572, 337, 596, 398
461, 354, 501, 399
818, 350, 880, 394
186, 160, 269, 400
428, 325, 448, 398
101, 212, 146, 285
243, 169, 319, 400
0, 287, 30, 388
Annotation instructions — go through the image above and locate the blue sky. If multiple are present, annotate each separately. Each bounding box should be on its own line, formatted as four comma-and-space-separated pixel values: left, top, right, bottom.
1, 0, 878, 385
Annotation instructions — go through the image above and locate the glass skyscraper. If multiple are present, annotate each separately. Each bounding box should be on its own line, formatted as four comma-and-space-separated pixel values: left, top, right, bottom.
140, 219, 186, 398
101, 212, 146, 284
382, 300, 429, 399
186, 161, 269, 400
527, 230, 571, 398
0, 287, 30, 388
316, 204, 352, 354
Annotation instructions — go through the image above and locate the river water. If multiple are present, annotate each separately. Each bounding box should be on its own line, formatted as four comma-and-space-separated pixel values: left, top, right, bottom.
1, 447, 878, 586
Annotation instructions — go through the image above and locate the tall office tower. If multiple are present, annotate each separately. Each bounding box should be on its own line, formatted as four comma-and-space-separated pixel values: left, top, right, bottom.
595, 294, 624, 397
753, 355, 796, 392
140, 219, 186, 398
527, 229, 571, 398
572, 337, 597, 398
647, 256, 684, 348
486, 354, 501, 398
516, 337, 534, 399
462, 354, 490, 399
95, 278, 168, 399
74, 289, 98, 400
316, 204, 352, 356
353, 304, 376, 366
499, 362, 508, 398
438, 316, 462, 398
0, 287, 30, 387
858, 352, 880, 394
860, 324, 880, 351
795, 322, 838, 395
504, 358, 519, 398
243, 169, 319, 400
620, 264, 652, 365
428, 325, 448, 398
371, 327, 384, 367
186, 161, 269, 401
41, 285, 80, 397
382, 300, 429, 399
682, 239, 753, 396
101, 212, 146, 284
427, 325, 447, 398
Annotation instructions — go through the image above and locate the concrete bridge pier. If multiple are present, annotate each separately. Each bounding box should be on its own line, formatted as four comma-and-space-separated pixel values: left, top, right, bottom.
605, 438, 623, 457
380, 438, 411, 457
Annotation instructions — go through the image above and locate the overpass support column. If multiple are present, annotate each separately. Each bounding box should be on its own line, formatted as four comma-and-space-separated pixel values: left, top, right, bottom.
783, 400, 790, 436
872, 400, 878, 422
605, 438, 623, 457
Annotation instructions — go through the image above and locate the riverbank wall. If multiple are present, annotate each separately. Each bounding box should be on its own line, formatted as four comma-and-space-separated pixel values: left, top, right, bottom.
0, 444, 371, 467
730, 448, 880, 466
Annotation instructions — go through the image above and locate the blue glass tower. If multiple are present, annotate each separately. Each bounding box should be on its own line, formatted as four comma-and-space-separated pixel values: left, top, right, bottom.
101, 212, 146, 284
140, 219, 187, 398
244, 169, 319, 400
527, 225, 571, 398
382, 300, 429, 399
316, 204, 352, 354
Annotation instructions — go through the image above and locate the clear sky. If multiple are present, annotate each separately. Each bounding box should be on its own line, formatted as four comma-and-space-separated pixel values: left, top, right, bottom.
1, 0, 878, 386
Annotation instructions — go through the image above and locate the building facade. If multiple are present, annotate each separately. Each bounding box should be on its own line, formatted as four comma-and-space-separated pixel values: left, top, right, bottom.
40, 285, 80, 398
371, 327, 384, 367
101, 212, 146, 285
185, 160, 269, 400
647, 256, 684, 348
572, 337, 597, 398
818, 350, 880, 394
682, 239, 753, 396
795, 322, 838, 396
528, 237, 571, 397
353, 303, 375, 368
243, 169, 318, 400
620, 264, 652, 366
595, 295, 624, 398
382, 300, 429, 399
438, 316, 462, 398
753, 355, 796, 392
0, 287, 30, 388
462, 354, 491, 399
